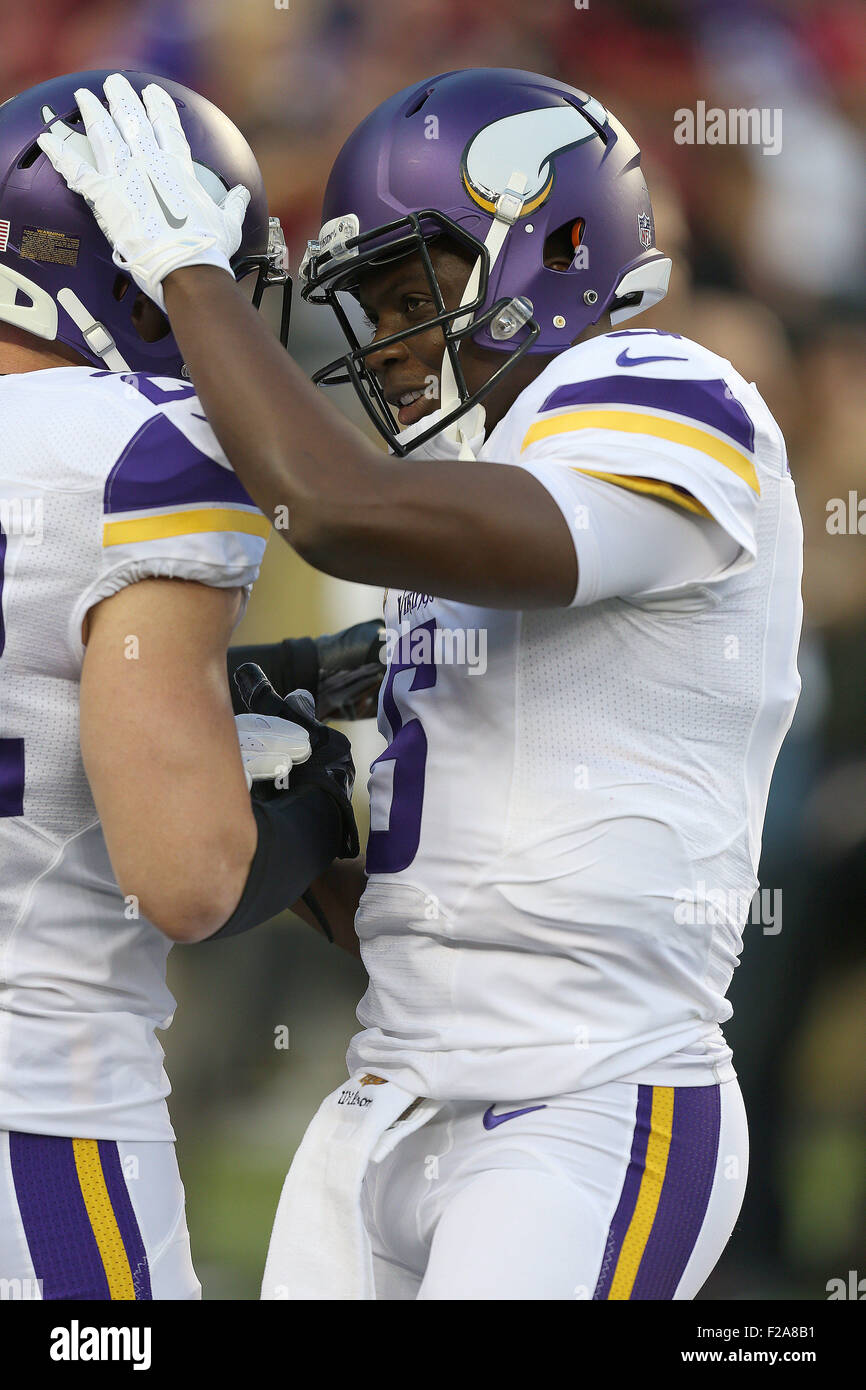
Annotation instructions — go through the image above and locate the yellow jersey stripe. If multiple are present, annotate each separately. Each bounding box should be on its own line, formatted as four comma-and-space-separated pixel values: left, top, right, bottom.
571, 468, 713, 519
608, 1086, 675, 1300
103, 506, 271, 548
521, 408, 760, 494
72, 1139, 136, 1301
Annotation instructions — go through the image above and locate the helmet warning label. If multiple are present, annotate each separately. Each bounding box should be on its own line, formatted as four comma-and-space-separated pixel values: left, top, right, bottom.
20, 226, 80, 266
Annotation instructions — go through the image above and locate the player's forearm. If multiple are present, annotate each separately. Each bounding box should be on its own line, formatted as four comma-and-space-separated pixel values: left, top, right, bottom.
163, 266, 381, 529
291, 855, 367, 959
207, 790, 344, 943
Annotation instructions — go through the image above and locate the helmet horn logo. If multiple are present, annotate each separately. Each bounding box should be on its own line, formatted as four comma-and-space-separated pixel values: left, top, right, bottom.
461, 104, 603, 217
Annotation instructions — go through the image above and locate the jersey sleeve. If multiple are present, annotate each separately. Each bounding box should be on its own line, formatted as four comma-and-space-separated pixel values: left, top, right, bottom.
70, 382, 270, 646
517, 465, 742, 606
516, 358, 762, 574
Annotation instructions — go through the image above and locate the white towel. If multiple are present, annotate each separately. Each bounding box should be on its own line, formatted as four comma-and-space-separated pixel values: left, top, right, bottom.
261, 1072, 442, 1300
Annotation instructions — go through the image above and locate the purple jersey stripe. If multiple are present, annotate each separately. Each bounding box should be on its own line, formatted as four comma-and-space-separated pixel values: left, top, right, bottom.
9, 1132, 110, 1299
0, 737, 25, 816
629, 1084, 721, 1299
537, 376, 755, 453
592, 1084, 653, 1299
97, 1141, 152, 1301
103, 414, 256, 515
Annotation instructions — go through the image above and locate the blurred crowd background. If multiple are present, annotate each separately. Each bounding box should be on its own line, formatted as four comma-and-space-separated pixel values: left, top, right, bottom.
2, 0, 864, 1299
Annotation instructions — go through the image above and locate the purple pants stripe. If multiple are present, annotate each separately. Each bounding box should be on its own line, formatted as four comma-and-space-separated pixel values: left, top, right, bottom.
593, 1084, 721, 1300
97, 1140, 152, 1301
631, 1085, 721, 1299
9, 1133, 151, 1300
592, 1084, 653, 1299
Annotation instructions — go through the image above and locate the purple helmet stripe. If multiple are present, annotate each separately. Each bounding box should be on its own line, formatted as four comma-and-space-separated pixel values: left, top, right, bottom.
538, 376, 756, 453
9, 1132, 111, 1299
103, 415, 255, 515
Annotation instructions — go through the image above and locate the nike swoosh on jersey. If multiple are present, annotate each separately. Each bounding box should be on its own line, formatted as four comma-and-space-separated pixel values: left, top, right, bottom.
616, 349, 689, 367
147, 176, 187, 230
482, 1103, 548, 1130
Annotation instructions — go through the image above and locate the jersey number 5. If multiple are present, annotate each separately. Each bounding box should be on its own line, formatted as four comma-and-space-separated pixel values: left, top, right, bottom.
366, 618, 437, 875
0, 524, 25, 816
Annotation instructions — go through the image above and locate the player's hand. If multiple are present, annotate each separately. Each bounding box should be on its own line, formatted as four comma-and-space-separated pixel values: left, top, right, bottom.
316, 618, 385, 720
234, 663, 360, 859
36, 73, 249, 310
234, 712, 312, 791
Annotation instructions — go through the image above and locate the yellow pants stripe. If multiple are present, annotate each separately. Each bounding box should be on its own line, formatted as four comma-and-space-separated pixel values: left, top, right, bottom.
71, 1138, 136, 1301
607, 1086, 675, 1300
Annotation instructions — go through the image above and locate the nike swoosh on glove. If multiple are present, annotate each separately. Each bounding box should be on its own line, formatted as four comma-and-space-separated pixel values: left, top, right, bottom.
37, 73, 249, 310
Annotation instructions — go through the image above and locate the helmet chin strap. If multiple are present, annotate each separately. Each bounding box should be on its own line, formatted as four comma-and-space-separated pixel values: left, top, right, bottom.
57, 288, 131, 371
438, 170, 527, 461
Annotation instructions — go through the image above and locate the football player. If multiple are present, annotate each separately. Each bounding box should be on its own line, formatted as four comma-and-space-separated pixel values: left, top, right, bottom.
0, 70, 363, 1301
46, 69, 804, 1300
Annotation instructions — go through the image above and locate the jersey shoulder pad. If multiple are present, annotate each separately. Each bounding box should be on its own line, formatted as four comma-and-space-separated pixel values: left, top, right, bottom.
510, 331, 768, 555
85, 372, 268, 610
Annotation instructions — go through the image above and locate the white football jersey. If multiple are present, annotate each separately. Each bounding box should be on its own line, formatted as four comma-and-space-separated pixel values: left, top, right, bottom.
349, 329, 803, 1101
0, 368, 269, 1140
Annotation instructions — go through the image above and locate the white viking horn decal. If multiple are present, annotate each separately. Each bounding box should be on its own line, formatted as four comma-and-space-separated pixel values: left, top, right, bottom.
462, 101, 607, 215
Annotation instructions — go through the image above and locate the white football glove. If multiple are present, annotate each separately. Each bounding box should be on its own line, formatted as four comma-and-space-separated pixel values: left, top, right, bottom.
235, 713, 312, 791
36, 73, 250, 310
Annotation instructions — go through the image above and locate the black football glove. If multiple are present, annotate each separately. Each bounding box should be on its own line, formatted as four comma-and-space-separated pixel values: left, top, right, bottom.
316, 618, 385, 721
233, 663, 359, 859
227, 619, 384, 721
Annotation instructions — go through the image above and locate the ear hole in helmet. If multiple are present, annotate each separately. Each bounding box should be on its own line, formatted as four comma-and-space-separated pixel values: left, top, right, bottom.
543, 218, 586, 271
131, 291, 172, 343
17, 143, 43, 169
112, 274, 131, 302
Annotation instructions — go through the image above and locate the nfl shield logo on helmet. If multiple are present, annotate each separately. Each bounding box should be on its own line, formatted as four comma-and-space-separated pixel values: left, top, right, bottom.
637, 213, 653, 249
0, 219, 10, 253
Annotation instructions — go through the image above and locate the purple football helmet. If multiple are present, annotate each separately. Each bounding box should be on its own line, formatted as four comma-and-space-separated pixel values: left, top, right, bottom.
0, 69, 290, 376
300, 68, 671, 454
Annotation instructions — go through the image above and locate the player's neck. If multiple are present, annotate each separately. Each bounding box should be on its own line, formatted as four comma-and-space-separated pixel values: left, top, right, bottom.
0, 327, 90, 373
